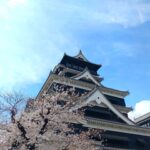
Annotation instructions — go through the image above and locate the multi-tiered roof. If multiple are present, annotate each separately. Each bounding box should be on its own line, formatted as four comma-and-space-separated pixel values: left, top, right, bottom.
37, 50, 150, 149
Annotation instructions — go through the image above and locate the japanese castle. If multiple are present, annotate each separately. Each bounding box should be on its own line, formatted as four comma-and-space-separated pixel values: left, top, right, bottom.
37, 50, 150, 150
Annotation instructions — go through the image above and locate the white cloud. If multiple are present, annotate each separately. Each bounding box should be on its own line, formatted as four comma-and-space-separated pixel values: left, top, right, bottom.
0, 0, 28, 20
89, 0, 150, 27
128, 100, 150, 120
0, 6, 9, 19
1, 0, 150, 27
0, 48, 63, 90
7, 0, 27, 7
58, 0, 150, 28
0, 28, 77, 91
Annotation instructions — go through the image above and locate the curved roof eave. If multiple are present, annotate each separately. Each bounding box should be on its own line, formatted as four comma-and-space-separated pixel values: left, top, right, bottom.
61, 52, 102, 69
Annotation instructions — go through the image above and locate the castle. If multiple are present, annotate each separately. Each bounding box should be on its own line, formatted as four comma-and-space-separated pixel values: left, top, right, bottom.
37, 50, 150, 150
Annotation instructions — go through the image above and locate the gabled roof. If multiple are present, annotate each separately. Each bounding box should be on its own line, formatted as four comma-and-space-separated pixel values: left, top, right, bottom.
74, 50, 89, 62
78, 87, 134, 125
71, 67, 102, 86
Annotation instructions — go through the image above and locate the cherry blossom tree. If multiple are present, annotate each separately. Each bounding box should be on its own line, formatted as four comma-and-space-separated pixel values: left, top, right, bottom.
0, 90, 103, 150
0, 91, 26, 123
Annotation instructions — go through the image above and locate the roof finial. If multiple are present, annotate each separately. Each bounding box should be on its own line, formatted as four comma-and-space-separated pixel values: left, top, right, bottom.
79, 49, 82, 54
74, 49, 89, 62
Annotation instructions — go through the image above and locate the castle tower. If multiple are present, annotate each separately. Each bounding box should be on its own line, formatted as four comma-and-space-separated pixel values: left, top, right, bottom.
37, 50, 150, 150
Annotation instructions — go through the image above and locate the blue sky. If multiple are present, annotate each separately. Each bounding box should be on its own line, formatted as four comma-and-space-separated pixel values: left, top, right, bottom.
0, 0, 150, 119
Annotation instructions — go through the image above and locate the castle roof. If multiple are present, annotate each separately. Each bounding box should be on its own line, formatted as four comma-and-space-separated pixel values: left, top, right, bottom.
60, 52, 101, 74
